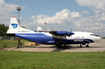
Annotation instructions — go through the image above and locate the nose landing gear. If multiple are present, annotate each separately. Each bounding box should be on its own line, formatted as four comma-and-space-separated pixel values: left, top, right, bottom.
79, 43, 89, 48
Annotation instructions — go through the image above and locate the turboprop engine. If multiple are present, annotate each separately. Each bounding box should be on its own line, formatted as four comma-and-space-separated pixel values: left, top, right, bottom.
49, 31, 74, 36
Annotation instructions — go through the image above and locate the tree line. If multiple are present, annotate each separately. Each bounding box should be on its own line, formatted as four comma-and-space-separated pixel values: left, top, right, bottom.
0, 23, 9, 36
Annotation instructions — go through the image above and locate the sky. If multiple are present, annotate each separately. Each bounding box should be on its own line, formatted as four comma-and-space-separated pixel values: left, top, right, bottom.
0, 0, 105, 36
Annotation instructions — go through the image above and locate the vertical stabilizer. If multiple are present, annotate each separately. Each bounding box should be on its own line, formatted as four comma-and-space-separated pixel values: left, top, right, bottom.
37, 26, 42, 32
7, 16, 35, 34
9, 16, 20, 29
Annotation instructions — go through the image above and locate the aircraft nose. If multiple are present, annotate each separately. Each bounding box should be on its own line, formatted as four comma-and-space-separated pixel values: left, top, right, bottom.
94, 37, 103, 42
99, 37, 103, 40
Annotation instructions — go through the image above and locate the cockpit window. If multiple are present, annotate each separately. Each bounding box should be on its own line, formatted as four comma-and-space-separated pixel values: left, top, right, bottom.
90, 34, 99, 37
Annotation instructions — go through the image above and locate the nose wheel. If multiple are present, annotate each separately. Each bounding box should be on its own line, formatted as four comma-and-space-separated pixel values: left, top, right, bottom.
79, 43, 89, 48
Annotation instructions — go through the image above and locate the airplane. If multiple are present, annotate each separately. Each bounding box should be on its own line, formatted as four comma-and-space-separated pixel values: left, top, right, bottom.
6, 16, 102, 48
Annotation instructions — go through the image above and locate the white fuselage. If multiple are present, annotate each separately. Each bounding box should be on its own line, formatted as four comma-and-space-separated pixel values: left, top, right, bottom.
42, 31, 102, 42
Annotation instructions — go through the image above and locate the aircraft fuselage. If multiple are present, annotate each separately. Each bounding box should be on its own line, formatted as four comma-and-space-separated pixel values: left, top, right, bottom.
15, 31, 102, 45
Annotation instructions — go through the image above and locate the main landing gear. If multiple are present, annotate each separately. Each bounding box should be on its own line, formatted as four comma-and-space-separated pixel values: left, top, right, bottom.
86, 43, 89, 47
79, 43, 89, 48
55, 36, 66, 48
80, 44, 82, 47
56, 43, 67, 48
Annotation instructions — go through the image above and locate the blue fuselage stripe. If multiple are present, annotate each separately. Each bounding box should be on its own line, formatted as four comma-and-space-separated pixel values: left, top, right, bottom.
15, 33, 94, 44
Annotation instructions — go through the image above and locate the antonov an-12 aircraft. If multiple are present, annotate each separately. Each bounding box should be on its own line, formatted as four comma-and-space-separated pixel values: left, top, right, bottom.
7, 17, 102, 48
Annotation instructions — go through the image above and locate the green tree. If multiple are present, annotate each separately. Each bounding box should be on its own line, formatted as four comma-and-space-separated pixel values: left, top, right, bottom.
0, 23, 9, 36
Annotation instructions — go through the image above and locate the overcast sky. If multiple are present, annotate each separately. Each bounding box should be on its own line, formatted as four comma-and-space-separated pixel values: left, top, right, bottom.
0, 0, 105, 36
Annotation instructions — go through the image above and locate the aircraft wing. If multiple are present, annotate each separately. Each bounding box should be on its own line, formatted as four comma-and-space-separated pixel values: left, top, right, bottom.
49, 31, 74, 36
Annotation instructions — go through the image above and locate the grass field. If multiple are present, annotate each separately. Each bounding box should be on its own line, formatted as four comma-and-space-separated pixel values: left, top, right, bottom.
0, 39, 31, 49
0, 51, 105, 69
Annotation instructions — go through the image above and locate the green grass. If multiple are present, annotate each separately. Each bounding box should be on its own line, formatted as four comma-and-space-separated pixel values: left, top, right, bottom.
0, 39, 31, 49
0, 51, 105, 69
0, 40, 17, 49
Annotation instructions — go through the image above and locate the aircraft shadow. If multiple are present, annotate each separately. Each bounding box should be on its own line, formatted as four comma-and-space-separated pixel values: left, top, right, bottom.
51, 45, 80, 52
16, 44, 104, 52
51, 45, 104, 52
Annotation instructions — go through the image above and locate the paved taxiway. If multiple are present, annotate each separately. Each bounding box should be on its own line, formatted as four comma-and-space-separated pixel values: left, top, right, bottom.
1, 39, 105, 52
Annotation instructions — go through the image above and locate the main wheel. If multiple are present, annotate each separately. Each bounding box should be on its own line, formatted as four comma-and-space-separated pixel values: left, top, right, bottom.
80, 44, 82, 47
86, 44, 89, 47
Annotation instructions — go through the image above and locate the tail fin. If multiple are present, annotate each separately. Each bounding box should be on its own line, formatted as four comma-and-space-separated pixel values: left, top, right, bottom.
37, 26, 42, 32
9, 16, 20, 29
7, 17, 35, 34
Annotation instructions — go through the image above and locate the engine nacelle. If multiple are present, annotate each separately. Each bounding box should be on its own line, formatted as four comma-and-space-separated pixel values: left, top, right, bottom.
49, 31, 74, 36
